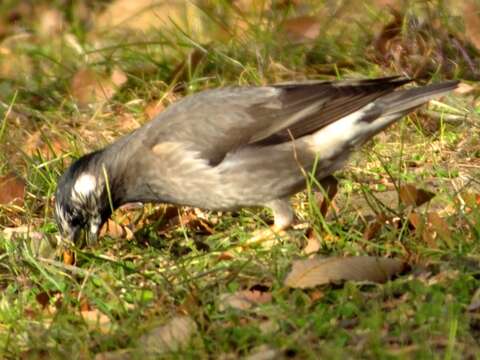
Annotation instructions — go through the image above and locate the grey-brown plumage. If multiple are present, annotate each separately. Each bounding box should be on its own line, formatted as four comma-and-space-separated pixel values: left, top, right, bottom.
54, 76, 458, 245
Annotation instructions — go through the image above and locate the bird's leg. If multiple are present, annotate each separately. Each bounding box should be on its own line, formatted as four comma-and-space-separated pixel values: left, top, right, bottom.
247, 198, 293, 245
267, 198, 294, 232
316, 175, 339, 217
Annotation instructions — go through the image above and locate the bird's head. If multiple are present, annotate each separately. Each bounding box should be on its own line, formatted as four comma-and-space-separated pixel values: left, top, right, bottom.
54, 152, 112, 247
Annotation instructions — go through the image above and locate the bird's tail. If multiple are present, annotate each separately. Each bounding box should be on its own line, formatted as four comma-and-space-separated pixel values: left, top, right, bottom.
307, 80, 458, 158
379, 80, 459, 117
355, 80, 459, 139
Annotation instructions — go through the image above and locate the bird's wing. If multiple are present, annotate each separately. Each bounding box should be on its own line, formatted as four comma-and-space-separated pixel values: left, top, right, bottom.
142, 76, 412, 165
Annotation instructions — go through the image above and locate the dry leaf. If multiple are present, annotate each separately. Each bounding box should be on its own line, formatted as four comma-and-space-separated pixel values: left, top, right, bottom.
399, 184, 435, 207
168, 48, 208, 89
37, 8, 64, 37
309, 289, 324, 302
144, 100, 165, 120
2, 226, 56, 258
0, 49, 33, 81
93, 0, 205, 40
303, 228, 321, 255
70, 67, 127, 108
100, 219, 134, 240
426, 212, 452, 246
219, 288, 272, 311
0, 173, 25, 205
23, 131, 68, 158
63, 250, 75, 265
457, 191, 480, 212
139, 316, 197, 355
217, 252, 234, 261
463, 0, 480, 50
35, 291, 51, 309
282, 16, 321, 44
421, 228, 437, 248
80, 296, 91, 312
373, 9, 403, 57
179, 211, 214, 235
372, 0, 401, 7
245, 345, 279, 360
2, 226, 42, 241
408, 212, 424, 233
258, 319, 280, 335
454, 82, 475, 95
95, 349, 132, 360
363, 220, 383, 240
318, 176, 338, 217
467, 288, 480, 312
284, 256, 407, 289
81, 309, 112, 333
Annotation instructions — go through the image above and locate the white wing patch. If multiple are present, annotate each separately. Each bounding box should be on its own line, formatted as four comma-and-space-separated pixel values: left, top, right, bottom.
309, 102, 377, 156
73, 173, 97, 197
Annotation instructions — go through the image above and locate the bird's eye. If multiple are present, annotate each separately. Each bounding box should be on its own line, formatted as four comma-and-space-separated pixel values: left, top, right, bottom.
70, 214, 84, 227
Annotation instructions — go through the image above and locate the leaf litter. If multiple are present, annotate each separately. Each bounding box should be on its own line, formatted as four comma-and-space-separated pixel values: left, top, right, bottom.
219, 285, 272, 311
284, 256, 408, 289
0, 173, 25, 205
0, 0, 478, 357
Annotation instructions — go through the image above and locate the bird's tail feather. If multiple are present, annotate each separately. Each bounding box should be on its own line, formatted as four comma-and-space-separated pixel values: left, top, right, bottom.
356, 80, 459, 138
378, 80, 459, 118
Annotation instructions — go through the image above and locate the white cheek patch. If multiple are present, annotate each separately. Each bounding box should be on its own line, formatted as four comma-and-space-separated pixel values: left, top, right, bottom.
90, 216, 101, 235
73, 173, 97, 197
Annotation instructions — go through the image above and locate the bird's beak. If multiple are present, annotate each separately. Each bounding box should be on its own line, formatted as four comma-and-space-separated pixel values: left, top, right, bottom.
68, 226, 84, 247
86, 230, 98, 246
56, 226, 82, 251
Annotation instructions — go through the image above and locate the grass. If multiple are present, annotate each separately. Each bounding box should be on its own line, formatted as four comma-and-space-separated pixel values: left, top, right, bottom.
0, 0, 480, 358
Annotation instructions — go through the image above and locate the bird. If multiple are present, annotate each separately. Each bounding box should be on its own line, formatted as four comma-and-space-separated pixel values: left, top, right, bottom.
54, 76, 458, 247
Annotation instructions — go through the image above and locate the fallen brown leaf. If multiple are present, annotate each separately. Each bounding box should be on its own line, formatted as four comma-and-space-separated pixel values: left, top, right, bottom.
408, 212, 425, 233
95, 349, 132, 360
467, 288, 480, 312
35, 291, 51, 309
179, 211, 214, 235
308, 289, 324, 302
70, 67, 127, 108
318, 176, 338, 217
81, 309, 112, 334
258, 319, 280, 335
463, 0, 480, 50
245, 344, 279, 360
144, 100, 165, 120
36, 7, 64, 37
454, 82, 476, 95
284, 256, 407, 289
100, 219, 134, 240
457, 191, 480, 212
139, 316, 197, 355
217, 252, 234, 261
2, 226, 57, 258
363, 220, 383, 240
282, 16, 321, 44
219, 288, 272, 311
426, 212, 452, 247
303, 228, 321, 255
0, 47, 33, 81
0, 173, 25, 205
23, 131, 68, 158
63, 250, 75, 265
399, 184, 435, 207
373, 9, 403, 57
93, 0, 205, 40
